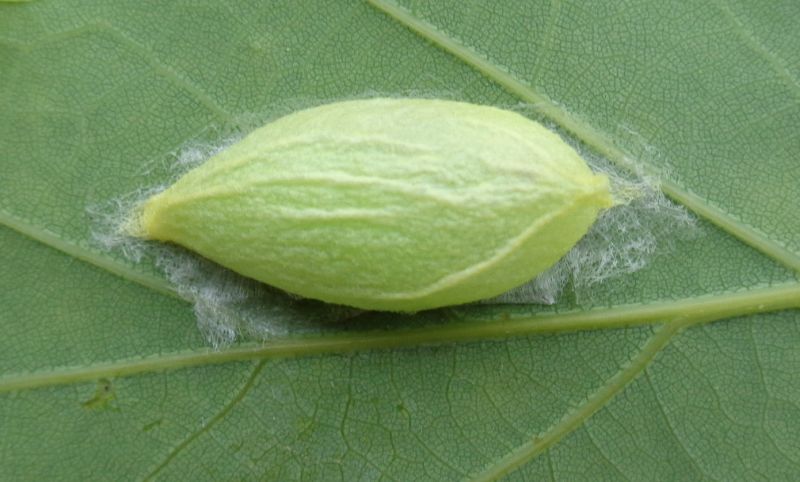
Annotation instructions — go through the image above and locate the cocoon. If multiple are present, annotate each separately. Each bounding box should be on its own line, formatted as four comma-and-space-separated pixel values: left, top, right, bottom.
131, 98, 613, 311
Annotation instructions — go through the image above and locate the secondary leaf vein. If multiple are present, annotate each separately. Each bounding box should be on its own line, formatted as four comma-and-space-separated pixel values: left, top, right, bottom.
140, 360, 267, 482
0, 208, 180, 300
467, 323, 683, 481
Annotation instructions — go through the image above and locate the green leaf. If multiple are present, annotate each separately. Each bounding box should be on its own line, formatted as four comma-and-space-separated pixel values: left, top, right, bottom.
1, 1, 798, 480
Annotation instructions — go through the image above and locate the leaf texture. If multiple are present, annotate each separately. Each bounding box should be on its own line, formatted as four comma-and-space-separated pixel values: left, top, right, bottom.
1, 0, 799, 480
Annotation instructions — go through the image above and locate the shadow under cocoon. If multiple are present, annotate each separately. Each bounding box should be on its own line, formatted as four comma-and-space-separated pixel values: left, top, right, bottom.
88, 97, 699, 347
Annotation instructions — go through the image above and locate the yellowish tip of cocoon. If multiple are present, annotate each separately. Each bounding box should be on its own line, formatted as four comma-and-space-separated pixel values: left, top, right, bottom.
122, 195, 164, 240
592, 173, 616, 209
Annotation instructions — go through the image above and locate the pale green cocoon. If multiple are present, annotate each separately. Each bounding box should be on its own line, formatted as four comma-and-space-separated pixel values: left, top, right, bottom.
131, 98, 613, 312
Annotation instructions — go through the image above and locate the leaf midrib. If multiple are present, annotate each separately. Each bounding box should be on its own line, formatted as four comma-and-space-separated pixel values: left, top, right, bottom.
1, 282, 798, 394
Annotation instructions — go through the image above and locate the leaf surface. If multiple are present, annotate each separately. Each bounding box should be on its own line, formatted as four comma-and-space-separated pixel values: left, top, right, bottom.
1, 1, 799, 480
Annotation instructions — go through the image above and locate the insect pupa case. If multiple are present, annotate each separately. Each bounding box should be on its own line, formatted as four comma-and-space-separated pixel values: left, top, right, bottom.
131, 98, 613, 312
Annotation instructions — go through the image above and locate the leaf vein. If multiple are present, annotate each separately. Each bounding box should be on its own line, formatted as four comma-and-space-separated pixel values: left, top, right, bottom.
140, 360, 267, 482
467, 323, 683, 481
644, 370, 708, 479
712, 0, 800, 98
1, 282, 797, 394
